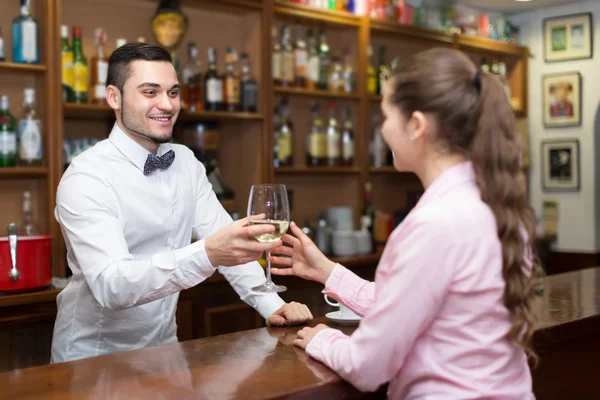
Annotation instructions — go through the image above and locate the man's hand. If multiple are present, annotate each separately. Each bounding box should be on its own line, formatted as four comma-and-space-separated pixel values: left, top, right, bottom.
205, 215, 282, 267
294, 324, 330, 350
266, 302, 313, 327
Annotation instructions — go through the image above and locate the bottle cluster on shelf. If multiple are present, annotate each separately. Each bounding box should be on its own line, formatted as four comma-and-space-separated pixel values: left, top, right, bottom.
63, 137, 100, 168
367, 44, 392, 96
279, 0, 365, 15
181, 44, 258, 113
370, 114, 393, 168
272, 24, 355, 94
60, 26, 259, 114
0, 89, 44, 168
0, 0, 40, 64
369, 1, 519, 43
273, 97, 355, 169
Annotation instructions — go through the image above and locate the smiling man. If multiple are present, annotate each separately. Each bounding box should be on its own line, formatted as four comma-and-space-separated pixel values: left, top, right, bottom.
51, 43, 312, 363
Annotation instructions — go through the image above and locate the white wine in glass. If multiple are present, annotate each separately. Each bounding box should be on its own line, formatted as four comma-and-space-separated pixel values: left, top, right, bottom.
247, 184, 290, 293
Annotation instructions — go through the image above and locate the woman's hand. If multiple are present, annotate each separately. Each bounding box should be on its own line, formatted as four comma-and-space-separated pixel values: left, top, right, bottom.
270, 222, 336, 285
294, 324, 330, 350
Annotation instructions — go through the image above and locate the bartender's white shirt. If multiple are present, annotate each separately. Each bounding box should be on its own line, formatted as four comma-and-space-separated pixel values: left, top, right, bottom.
51, 123, 284, 363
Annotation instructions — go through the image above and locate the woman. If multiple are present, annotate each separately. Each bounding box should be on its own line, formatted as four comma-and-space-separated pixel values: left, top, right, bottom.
271, 48, 542, 399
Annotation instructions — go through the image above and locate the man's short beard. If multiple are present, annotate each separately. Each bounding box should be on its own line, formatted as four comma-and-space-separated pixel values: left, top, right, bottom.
120, 95, 173, 145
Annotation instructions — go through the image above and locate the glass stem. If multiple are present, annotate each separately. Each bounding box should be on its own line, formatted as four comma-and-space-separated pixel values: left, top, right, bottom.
266, 250, 273, 286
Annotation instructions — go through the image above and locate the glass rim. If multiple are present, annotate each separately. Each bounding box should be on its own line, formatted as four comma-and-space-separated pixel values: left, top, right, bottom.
250, 184, 287, 188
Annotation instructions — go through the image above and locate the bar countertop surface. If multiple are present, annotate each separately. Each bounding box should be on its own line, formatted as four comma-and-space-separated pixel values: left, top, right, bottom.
0, 267, 599, 399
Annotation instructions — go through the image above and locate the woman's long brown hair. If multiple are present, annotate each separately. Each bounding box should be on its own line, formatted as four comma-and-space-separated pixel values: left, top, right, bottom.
389, 48, 544, 359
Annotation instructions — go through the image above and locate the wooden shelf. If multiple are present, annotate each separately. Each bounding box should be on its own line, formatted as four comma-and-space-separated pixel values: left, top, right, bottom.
275, 87, 360, 100
0, 62, 47, 73
457, 34, 526, 57
370, 95, 382, 102
274, 0, 361, 27
275, 166, 361, 175
370, 19, 454, 44
0, 167, 49, 178
63, 103, 263, 122
369, 166, 396, 173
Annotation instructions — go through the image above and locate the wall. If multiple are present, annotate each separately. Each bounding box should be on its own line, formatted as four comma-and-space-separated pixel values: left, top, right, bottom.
512, 0, 600, 253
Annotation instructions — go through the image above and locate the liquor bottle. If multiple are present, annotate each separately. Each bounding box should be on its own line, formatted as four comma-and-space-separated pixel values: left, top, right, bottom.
0, 27, 5, 61
372, 115, 387, 167
240, 53, 258, 112
17, 88, 43, 166
280, 25, 295, 88
480, 58, 490, 74
182, 43, 203, 112
204, 47, 223, 111
91, 28, 109, 105
272, 26, 282, 86
277, 98, 293, 167
0, 96, 17, 167
367, 45, 377, 95
317, 29, 330, 90
61, 25, 74, 102
306, 28, 319, 90
12, 0, 39, 64
325, 101, 341, 166
72, 26, 88, 104
342, 47, 355, 94
377, 45, 390, 95
294, 24, 307, 88
362, 182, 375, 247
306, 101, 325, 167
341, 106, 354, 166
224, 47, 241, 112
328, 55, 343, 92
21, 190, 36, 235
498, 61, 511, 101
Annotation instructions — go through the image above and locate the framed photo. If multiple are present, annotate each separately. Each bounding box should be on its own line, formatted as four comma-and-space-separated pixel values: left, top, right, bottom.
544, 13, 593, 62
541, 139, 580, 192
542, 72, 581, 128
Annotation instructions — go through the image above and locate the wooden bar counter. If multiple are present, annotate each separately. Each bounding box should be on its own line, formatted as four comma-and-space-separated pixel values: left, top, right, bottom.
1, 267, 599, 399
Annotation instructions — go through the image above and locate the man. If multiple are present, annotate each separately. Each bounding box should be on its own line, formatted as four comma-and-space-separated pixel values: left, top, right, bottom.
51, 43, 312, 363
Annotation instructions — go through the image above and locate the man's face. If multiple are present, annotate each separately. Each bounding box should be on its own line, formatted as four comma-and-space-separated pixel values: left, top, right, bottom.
120, 60, 181, 145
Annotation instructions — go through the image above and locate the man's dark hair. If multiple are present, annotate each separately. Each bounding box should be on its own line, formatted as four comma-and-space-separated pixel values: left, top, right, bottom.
106, 43, 172, 92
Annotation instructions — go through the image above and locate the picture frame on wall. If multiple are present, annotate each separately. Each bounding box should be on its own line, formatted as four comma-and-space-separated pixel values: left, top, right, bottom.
544, 13, 593, 62
541, 139, 580, 192
542, 72, 581, 128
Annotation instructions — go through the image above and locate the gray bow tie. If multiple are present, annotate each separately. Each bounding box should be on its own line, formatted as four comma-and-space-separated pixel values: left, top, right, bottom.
143, 150, 175, 175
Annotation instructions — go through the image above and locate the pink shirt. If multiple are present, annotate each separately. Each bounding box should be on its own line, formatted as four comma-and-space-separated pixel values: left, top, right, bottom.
306, 162, 534, 399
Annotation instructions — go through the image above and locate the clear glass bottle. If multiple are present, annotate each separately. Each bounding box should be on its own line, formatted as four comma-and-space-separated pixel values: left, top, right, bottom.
272, 26, 282, 86
17, 88, 43, 166
306, 29, 319, 90
182, 43, 203, 112
12, 0, 39, 64
325, 101, 341, 166
90, 28, 108, 105
342, 48, 355, 93
341, 106, 354, 166
294, 23, 307, 88
280, 25, 295, 88
21, 190, 36, 235
306, 101, 325, 167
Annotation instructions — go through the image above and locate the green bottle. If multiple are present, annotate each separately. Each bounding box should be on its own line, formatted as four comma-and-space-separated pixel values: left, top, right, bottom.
72, 26, 88, 104
0, 96, 18, 167
61, 25, 74, 102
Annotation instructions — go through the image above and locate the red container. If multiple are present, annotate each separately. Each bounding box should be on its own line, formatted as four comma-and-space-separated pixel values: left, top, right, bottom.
0, 234, 53, 293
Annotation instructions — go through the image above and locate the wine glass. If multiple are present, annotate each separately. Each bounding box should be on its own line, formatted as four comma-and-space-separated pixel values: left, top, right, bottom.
247, 184, 290, 293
